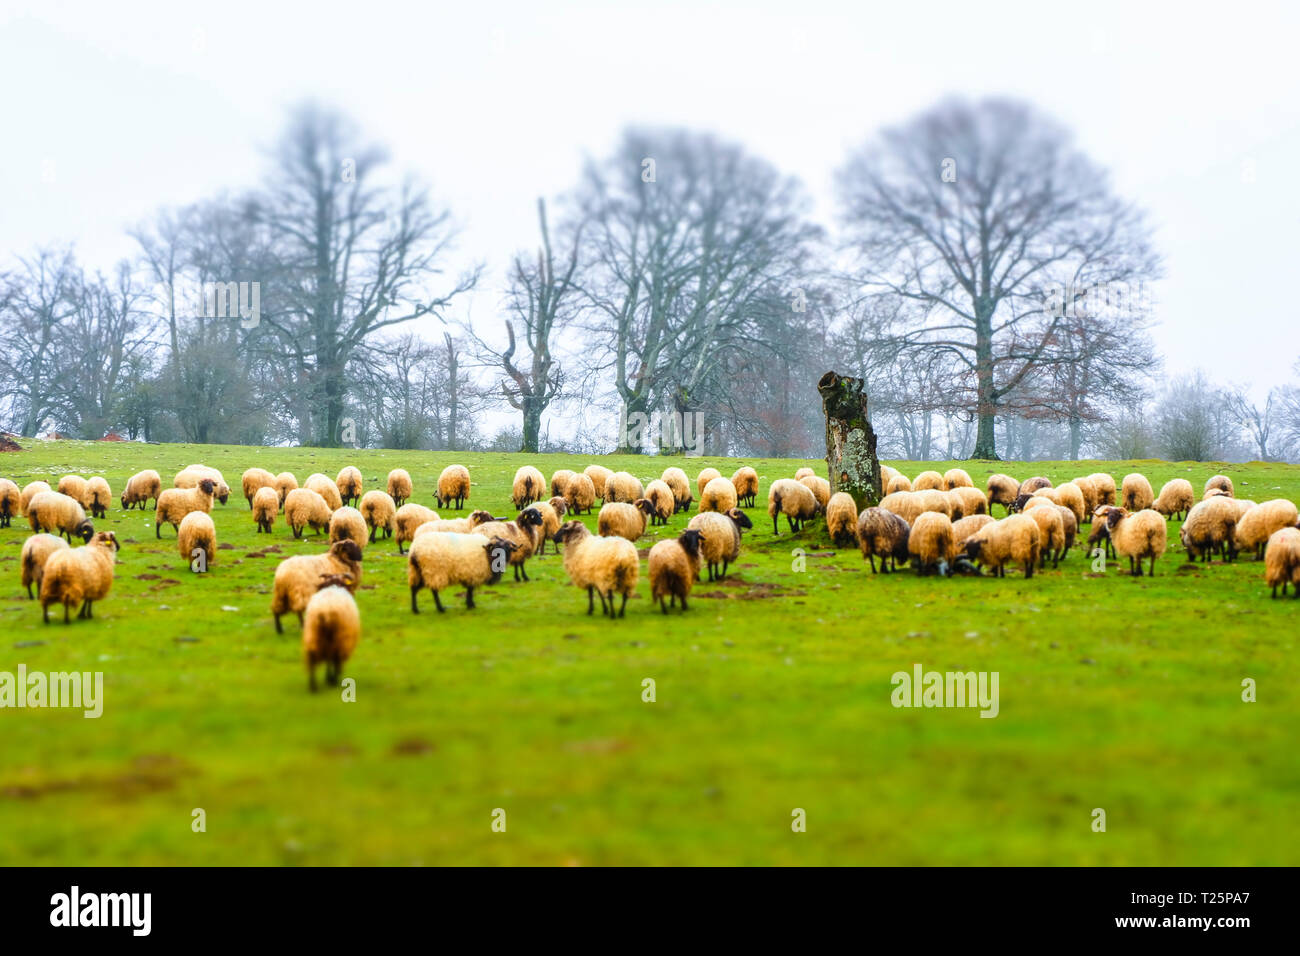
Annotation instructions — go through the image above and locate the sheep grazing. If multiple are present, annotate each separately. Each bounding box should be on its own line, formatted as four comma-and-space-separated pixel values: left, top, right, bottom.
20, 533, 70, 598
1264, 528, 1300, 598
1088, 473, 1117, 507
178, 511, 217, 568
1228, 499, 1258, 522
550, 469, 577, 499
887, 474, 913, 495
856, 507, 911, 573
952, 514, 995, 551
271, 540, 363, 632
395, 503, 441, 554
1024, 505, 1066, 568
305, 473, 344, 511
413, 514, 481, 537
57, 475, 90, 508
644, 479, 676, 526
880, 490, 925, 525
1180, 496, 1240, 563
950, 486, 988, 520
585, 464, 614, 502
386, 468, 412, 507
436, 464, 471, 510
1019, 476, 1052, 496
731, 466, 759, 508
529, 499, 566, 555
799, 474, 831, 511
964, 515, 1041, 578
39, 530, 120, 624
28, 491, 95, 543
407, 530, 517, 613
699, 475, 739, 514
825, 492, 859, 547
0, 478, 20, 528
274, 471, 299, 506
1052, 482, 1087, 526
1007, 493, 1038, 515
697, 467, 722, 497
1205, 474, 1234, 498
242, 468, 277, 508
1153, 478, 1195, 520
767, 478, 820, 535
915, 489, 953, 519
1054, 504, 1078, 555
1104, 508, 1167, 576
329, 506, 369, 551
983, 478, 1023, 514
879, 464, 899, 486
336, 465, 364, 508
605, 471, 645, 504
359, 489, 397, 542
283, 488, 333, 539
687, 508, 752, 580
302, 574, 361, 691
1203, 487, 1230, 501
1121, 473, 1155, 512
252, 485, 280, 534
661, 467, 693, 512
176, 465, 230, 504
20, 480, 52, 514
907, 512, 957, 576
913, 470, 946, 491
470, 509, 544, 581
120, 469, 161, 511
1235, 499, 1300, 560
512, 465, 546, 509
1070, 475, 1101, 520
597, 499, 654, 542
564, 472, 597, 515
944, 468, 974, 489
552, 520, 639, 618
85, 477, 112, 519
649, 528, 705, 613
794, 467, 816, 481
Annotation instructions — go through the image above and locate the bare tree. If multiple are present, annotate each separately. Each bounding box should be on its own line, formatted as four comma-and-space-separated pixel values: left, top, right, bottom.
1224, 385, 1278, 460
0, 248, 80, 436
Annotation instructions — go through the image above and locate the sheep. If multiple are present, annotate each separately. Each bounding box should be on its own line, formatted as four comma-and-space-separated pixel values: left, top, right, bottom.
1121, 473, 1154, 512
469, 509, 544, 581
39, 530, 120, 624
564, 472, 597, 515
386, 468, 412, 507
606, 471, 645, 504
697, 467, 722, 497
585, 464, 614, 501
283, 488, 333, 539
1021, 495, 1054, 513
1264, 527, 1300, 598
1153, 478, 1195, 520
1070, 475, 1101, 520
952, 514, 995, 551
512, 465, 546, 509
1024, 504, 1066, 568
242, 468, 277, 508
916, 489, 953, 519
1228, 499, 1258, 522
644, 479, 675, 525
28, 491, 95, 543
1088, 507, 1117, 560
1019, 476, 1052, 496
856, 508, 911, 573
794, 467, 815, 480
687, 507, 753, 580
395, 503, 441, 554
731, 466, 759, 508
359, 489, 397, 542
178, 511, 217, 569
799, 474, 831, 511
1007, 493, 1039, 515
529, 499, 566, 554
85, 477, 112, 519
907, 512, 957, 576
552, 520, 639, 617
271, 540, 363, 632
767, 478, 820, 534
550, 469, 576, 499
1054, 504, 1078, 555
879, 464, 899, 486
1180, 496, 1240, 563
1088, 473, 1117, 507
985, 474, 1020, 514
1205, 474, 1234, 498
302, 575, 361, 691
436, 464, 471, 510
597, 499, 654, 542
21, 533, 70, 598
649, 528, 705, 613
412, 515, 483, 537
57, 474, 90, 508
879, 490, 925, 525
120, 469, 161, 511
887, 474, 913, 495
1052, 482, 1087, 526
0, 478, 19, 528
950, 486, 988, 520
825, 492, 859, 547
699, 475, 739, 514
274, 472, 299, 506
1235, 499, 1300, 560
176, 465, 230, 504
407, 530, 516, 612
336, 465, 364, 508
963, 515, 1041, 578
661, 467, 693, 512
305, 473, 343, 511
1203, 487, 1230, 501
1104, 507, 1167, 576
20, 480, 52, 514
944, 468, 974, 489
913, 470, 946, 491
329, 506, 369, 551
253, 485, 279, 534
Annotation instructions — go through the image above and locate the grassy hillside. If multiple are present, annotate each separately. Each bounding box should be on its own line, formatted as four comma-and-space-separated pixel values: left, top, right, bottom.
1, 441, 1297, 865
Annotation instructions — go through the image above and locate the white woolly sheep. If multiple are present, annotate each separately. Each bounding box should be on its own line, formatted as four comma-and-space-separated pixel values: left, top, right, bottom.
1025, 505, 1066, 568
799, 474, 831, 511
469, 509, 545, 581
1153, 478, 1195, 520
699, 476, 739, 514
913, 470, 946, 491
395, 503, 441, 553
242, 468, 277, 508
270, 540, 363, 632
28, 491, 94, 543
303, 576, 361, 691
649, 528, 705, 613
856, 507, 911, 573
552, 520, 639, 618
529, 499, 566, 555
1235, 498, 1300, 560
731, 466, 759, 508
178, 511, 217, 569
274, 472, 299, 506
253, 485, 279, 534
585, 464, 614, 501
944, 468, 974, 489
661, 467, 693, 511
952, 514, 996, 551
1087, 473, 1117, 507
305, 473, 343, 511
794, 467, 815, 481
20, 480, 52, 514
564, 472, 597, 515
1121, 473, 1154, 512
0, 478, 20, 528
386, 468, 412, 507
284, 488, 333, 539
908, 511, 957, 576
20, 533, 70, 598
963, 515, 1041, 578
550, 469, 577, 499
605, 471, 645, 504
696, 467, 722, 497
436, 464, 471, 510
880, 490, 925, 525
644, 479, 675, 525
1205, 475, 1234, 498
767, 478, 820, 535
336, 466, 364, 508
1069, 475, 1101, 520
687, 508, 753, 580
1054, 504, 1078, 555
950, 486, 988, 520
887, 474, 913, 495
176, 465, 230, 504
512, 465, 546, 509
1104, 507, 1167, 576
1019, 476, 1052, 496
329, 506, 369, 551
408, 531, 517, 612
598, 499, 654, 542
825, 492, 859, 547
359, 489, 397, 542
40, 530, 120, 623
57, 475, 90, 508
1264, 527, 1300, 598
1180, 496, 1239, 563
85, 477, 112, 519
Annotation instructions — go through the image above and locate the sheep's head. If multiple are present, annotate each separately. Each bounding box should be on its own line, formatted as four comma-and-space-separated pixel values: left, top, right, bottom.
485, 537, 518, 582
552, 520, 588, 546
725, 508, 753, 530
469, 509, 495, 527
1105, 507, 1129, 530
1009, 493, 1034, 514
75, 520, 95, 542
90, 530, 118, 551
331, 539, 364, 563
549, 497, 568, 516
678, 528, 704, 558
517, 507, 544, 529
198, 478, 217, 495
633, 498, 655, 517
216, 487, 229, 504
318, 572, 356, 591
119, 493, 128, 508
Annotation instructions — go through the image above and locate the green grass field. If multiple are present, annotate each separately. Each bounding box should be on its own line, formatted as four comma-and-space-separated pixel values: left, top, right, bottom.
1, 441, 1297, 865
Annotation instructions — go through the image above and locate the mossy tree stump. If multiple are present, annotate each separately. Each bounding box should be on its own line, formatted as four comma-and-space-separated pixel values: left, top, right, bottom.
817, 371, 882, 511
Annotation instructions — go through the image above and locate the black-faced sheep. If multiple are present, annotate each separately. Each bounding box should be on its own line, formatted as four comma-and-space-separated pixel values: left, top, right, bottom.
270, 540, 363, 632
1264, 527, 1300, 598
329, 506, 369, 551
407, 531, 515, 612
964, 515, 1041, 578
1019, 476, 1052, 496
731, 466, 759, 508
856, 507, 910, 573
552, 520, 639, 617
1153, 478, 1195, 520
908, 511, 957, 575
649, 528, 705, 613
176, 465, 230, 504
699, 476, 739, 514
40, 531, 120, 624
952, 514, 996, 551
597, 500, 654, 542
336, 465, 364, 508
284, 488, 333, 539
359, 489, 397, 542
252, 485, 279, 534
21, 533, 69, 598
644, 479, 675, 526
470, 509, 544, 581
1235, 499, 1300, 560
686, 508, 752, 580
1104, 507, 1167, 576
28, 491, 95, 543
242, 468, 277, 508
436, 464, 471, 510
303, 574, 361, 691
530, 499, 566, 554
767, 478, 820, 535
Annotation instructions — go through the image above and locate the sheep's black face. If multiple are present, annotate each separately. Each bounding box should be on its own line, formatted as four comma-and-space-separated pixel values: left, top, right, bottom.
729, 509, 753, 530
1009, 494, 1033, 514
518, 508, 543, 528
1105, 508, 1125, 530
679, 528, 704, 557
198, 478, 216, 495
334, 540, 363, 562
486, 538, 518, 581
469, 509, 494, 526
318, 572, 354, 591
963, 539, 983, 562
76, 521, 95, 542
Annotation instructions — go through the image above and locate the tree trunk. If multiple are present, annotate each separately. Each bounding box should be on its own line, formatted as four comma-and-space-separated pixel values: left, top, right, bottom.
817, 371, 882, 511
972, 307, 1000, 459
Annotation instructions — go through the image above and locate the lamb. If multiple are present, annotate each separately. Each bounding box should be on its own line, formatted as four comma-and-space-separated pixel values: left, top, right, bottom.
825, 492, 859, 547
0, 478, 20, 528
950, 486, 988, 520
1235, 499, 1300, 560
907, 511, 957, 576
989, 472, 1025, 513
336, 465, 364, 508
178, 512, 217, 569
270, 540, 363, 632
913, 470, 946, 491
1179, 497, 1240, 563
699, 475, 739, 514
512, 465, 546, 509
1024, 504, 1066, 568
798, 474, 831, 511
605, 471, 645, 504
242, 468, 277, 508
28, 491, 95, 543
469, 509, 544, 581
395, 503, 441, 553
686, 508, 752, 580
952, 514, 995, 551
1121, 473, 1155, 512
649, 528, 705, 613
21, 533, 70, 598
407, 531, 515, 612
1104, 508, 1167, 576
564, 472, 597, 515
1088, 473, 1117, 507
1263, 527, 1300, 598
20, 480, 52, 514
359, 489, 397, 542
661, 467, 693, 512
1153, 478, 1195, 520
767, 478, 820, 534
697, 467, 722, 497
963, 515, 1041, 578
731, 466, 759, 508
1019, 476, 1052, 496
585, 464, 614, 502
57, 475, 90, 508
794, 467, 815, 480
856, 508, 911, 573
302, 575, 361, 691
943, 468, 974, 489
274, 472, 299, 506
176, 465, 230, 504
329, 506, 369, 551
252, 485, 279, 534
550, 469, 577, 499
1205, 475, 1234, 498
386, 468, 412, 507
305, 473, 344, 511
887, 474, 913, 495
39, 531, 120, 624
283, 488, 333, 539
552, 520, 639, 617
597, 499, 654, 542
85, 477, 112, 519
120, 469, 161, 511
644, 479, 676, 525
436, 464, 471, 510
529, 499, 566, 554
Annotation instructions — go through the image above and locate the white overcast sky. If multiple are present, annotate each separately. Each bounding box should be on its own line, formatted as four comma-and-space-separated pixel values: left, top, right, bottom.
2, 0, 1298, 402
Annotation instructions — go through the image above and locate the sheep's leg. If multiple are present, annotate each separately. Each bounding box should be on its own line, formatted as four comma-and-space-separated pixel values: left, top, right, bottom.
369, 526, 376, 543
721, 560, 730, 579
465, 586, 476, 610
64, 602, 71, 624
42, 602, 49, 624
308, 664, 317, 693
660, 596, 668, 614
868, 554, 877, 573
410, 585, 420, 614
155, 523, 161, 539
787, 516, 796, 533
772, 516, 779, 535
612, 590, 624, 617
1149, 556, 1156, 577
26, 583, 32, 599
586, 586, 595, 615
680, 594, 689, 612
521, 564, 529, 582
275, 613, 283, 634
432, 589, 445, 613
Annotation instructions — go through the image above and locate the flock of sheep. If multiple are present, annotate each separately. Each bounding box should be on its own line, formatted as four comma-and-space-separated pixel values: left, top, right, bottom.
2, 457, 1298, 692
